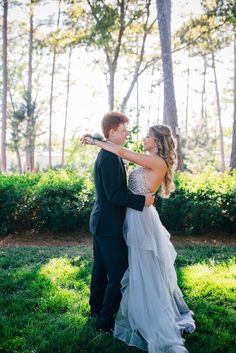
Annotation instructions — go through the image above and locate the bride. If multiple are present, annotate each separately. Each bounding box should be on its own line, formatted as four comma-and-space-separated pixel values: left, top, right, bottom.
83, 124, 196, 353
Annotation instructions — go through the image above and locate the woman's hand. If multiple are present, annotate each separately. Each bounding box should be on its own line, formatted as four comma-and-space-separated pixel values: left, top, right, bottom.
80, 135, 95, 145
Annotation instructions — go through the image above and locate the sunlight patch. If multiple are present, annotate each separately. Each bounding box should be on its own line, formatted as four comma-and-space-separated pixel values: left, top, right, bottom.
39, 258, 80, 285
181, 259, 236, 302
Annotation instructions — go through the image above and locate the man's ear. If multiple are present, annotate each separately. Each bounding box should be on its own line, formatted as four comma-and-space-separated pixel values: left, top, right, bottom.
109, 128, 114, 138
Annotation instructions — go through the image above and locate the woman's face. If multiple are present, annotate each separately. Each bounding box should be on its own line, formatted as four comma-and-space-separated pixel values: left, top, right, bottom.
143, 132, 157, 152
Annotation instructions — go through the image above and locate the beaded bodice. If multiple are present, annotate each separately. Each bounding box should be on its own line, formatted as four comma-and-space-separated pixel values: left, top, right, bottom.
128, 167, 149, 195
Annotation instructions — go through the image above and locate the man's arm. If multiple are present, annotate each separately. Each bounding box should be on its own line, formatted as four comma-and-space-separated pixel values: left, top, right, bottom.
100, 153, 153, 211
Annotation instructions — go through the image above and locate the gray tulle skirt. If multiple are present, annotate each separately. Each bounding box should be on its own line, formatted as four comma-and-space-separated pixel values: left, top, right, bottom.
113, 206, 196, 353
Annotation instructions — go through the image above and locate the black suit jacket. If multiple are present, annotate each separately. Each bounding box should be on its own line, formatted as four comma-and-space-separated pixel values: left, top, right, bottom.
89, 149, 145, 237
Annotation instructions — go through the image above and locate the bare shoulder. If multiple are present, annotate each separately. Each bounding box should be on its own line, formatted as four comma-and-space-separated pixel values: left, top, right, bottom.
149, 154, 168, 172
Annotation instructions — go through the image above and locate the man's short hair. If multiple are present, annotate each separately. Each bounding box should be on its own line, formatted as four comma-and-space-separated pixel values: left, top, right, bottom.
102, 111, 129, 138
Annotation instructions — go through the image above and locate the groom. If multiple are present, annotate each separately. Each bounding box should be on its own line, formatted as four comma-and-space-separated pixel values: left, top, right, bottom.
88, 111, 154, 333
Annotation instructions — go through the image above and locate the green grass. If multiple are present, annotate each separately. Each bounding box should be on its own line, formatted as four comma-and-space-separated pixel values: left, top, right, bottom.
0, 244, 235, 353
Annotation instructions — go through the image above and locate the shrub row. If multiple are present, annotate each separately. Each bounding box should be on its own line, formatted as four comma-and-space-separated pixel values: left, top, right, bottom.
156, 169, 236, 233
0, 169, 94, 236
0, 168, 235, 236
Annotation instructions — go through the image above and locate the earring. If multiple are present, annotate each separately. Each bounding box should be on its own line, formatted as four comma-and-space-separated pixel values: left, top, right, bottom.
155, 145, 159, 154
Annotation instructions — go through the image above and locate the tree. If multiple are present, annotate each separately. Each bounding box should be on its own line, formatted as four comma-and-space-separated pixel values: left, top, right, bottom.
182, 116, 216, 173
119, 0, 156, 111
230, 25, 236, 169
48, 0, 62, 168
9, 90, 39, 173
5, 0, 46, 173
66, 0, 158, 112
211, 49, 225, 170
228, 1, 236, 169
1, 0, 8, 172
61, 46, 72, 166
202, 0, 235, 169
185, 50, 190, 134
25, 0, 34, 171
177, 3, 232, 171
156, 0, 183, 170
8, 94, 25, 173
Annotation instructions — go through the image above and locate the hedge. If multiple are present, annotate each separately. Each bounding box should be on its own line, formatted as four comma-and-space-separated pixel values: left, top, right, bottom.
0, 168, 235, 236
156, 169, 236, 234
0, 169, 94, 235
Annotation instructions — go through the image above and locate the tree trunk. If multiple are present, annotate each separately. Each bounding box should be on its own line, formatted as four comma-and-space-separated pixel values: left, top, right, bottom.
147, 64, 156, 130
9, 90, 23, 174
166, 0, 171, 38
162, 0, 171, 125
29, 8, 34, 171
26, 2, 33, 172
49, 0, 61, 168
1, 0, 8, 173
156, 0, 183, 170
230, 27, 236, 170
136, 76, 140, 141
185, 51, 190, 134
49, 52, 56, 168
104, 0, 125, 110
16, 146, 22, 174
157, 81, 161, 124
61, 47, 72, 166
120, 1, 154, 112
201, 55, 207, 124
108, 64, 115, 110
212, 51, 225, 171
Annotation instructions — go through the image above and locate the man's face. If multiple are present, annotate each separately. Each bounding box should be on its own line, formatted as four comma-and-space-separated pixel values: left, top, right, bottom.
109, 123, 128, 145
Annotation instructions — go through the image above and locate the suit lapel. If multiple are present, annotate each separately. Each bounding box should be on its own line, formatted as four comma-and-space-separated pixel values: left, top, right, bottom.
118, 157, 127, 185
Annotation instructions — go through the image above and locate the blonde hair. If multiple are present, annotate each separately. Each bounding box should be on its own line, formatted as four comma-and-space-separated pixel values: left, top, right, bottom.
149, 125, 176, 198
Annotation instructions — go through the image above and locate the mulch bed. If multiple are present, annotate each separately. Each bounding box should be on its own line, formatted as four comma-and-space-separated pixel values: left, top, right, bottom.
0, 229, 235, 247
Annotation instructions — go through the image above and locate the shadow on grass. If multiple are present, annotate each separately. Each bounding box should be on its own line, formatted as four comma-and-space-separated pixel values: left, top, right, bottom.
0, 245, 235, 353
0, 246, 140, 353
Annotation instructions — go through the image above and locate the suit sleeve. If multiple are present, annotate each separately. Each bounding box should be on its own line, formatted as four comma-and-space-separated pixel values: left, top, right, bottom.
100, 153, 145, 211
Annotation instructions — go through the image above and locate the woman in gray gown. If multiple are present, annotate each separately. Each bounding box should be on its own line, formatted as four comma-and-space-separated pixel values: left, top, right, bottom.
84, 124, 196, 353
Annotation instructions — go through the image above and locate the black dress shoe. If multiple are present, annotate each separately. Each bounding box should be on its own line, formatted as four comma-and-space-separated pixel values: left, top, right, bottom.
89, 311, 99, 319
97, 327, 114, 336
96, 316, 114, 331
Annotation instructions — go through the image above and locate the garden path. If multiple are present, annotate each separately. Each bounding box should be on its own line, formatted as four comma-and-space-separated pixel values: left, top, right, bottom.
0, 229, 235, 247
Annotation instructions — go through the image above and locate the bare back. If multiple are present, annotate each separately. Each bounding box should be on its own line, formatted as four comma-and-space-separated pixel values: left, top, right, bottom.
143, 156, 167, 193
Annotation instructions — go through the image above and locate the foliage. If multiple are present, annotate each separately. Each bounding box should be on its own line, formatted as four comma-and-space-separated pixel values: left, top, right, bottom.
9, 91, 40, 154
65, 130, 99, 173
0, 168, 236, 235
64, 0, 159, 110
176, 3, 232, 56
4, 0, 234, 174
181, 120, 216, 173
0, 173, 40, 236
32, 169, 94, 232
8, 104, 25, 152
0, 169, 94, 236
0, 245, 235, 353
156, 168, 236, 233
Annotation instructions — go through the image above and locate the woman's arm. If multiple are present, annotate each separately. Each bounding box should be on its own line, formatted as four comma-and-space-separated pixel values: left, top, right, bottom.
82, 135, 162, 170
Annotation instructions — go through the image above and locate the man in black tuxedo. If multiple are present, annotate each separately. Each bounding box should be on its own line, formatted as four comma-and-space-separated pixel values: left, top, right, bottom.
88, 112, 154, 332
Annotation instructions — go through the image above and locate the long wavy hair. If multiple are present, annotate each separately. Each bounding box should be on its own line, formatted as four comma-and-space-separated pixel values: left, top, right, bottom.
149, 125, 176, 198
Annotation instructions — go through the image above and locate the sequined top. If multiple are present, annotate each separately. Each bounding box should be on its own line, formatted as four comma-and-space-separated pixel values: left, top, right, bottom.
128, 167, 149, 195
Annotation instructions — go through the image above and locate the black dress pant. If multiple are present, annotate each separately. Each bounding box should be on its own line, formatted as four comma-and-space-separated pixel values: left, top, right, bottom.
89, 234, 128, 329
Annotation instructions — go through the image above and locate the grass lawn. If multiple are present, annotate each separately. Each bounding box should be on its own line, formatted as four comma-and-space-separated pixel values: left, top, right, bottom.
0, 244, 235, 353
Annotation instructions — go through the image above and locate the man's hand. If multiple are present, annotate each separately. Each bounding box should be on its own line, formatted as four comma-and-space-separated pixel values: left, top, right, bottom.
145, 192, 155, 207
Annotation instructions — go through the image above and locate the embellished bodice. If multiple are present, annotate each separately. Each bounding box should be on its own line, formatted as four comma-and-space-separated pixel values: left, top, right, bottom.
128, 167, 149, 195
